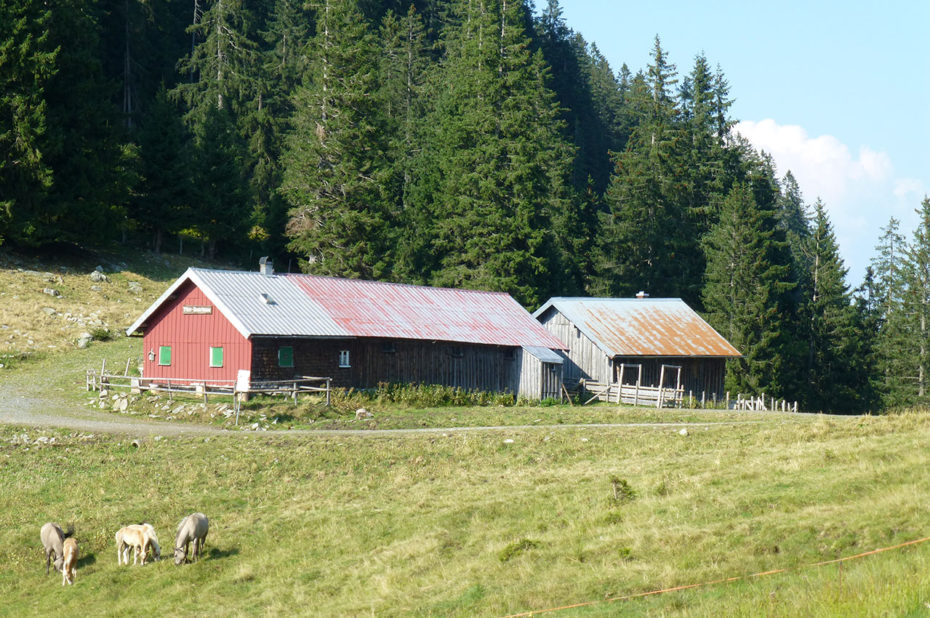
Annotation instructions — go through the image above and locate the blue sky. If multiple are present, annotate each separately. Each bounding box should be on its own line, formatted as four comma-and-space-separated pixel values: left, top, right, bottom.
554, 1, 930, 284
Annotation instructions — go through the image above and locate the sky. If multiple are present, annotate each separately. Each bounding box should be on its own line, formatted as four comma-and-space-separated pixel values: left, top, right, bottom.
554, 0, 930, 284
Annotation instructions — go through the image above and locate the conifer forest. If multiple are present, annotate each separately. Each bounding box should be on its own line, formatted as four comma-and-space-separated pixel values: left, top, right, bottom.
1, 0, 927, 413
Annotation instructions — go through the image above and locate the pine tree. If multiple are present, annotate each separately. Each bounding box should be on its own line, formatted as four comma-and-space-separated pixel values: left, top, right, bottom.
404, 0, 576, 305
869, 217, 909, 405
189, 105, 250, 259
702, 182, 795, 398
802, 200, 862, 412
280, 0, 392, 279
594, 37, 695, 301
134, 85, 192, 253
0, 0, 57, 245
899, 198, 930, 405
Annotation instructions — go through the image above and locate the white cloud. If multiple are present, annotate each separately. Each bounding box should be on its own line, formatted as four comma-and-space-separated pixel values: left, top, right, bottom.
734, 119, 925, 281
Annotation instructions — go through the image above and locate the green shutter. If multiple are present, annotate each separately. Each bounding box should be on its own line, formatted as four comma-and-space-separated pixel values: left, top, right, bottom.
158, 346, 171, 366
210, 346, 223, 368
278, 346, 294, 367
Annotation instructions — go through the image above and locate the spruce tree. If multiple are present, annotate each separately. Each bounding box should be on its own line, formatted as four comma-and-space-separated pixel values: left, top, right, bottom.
0, 0, 57, 245
405, 0, 576, 305
802, 200, 862, 412
869, 217, 910, 405
899, 199, 930, 405
279, 0, 392, 279
702, 182, 795, 398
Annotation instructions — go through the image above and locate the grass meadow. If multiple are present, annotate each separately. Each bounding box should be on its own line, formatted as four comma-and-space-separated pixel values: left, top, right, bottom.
4, 409, 930, 616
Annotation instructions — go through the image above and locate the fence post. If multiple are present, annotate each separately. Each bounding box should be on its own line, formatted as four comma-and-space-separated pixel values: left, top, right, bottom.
656, 386, 663, 409
326, 378, 331, 407
203, 382, 208, 406
293, 382, 298, 404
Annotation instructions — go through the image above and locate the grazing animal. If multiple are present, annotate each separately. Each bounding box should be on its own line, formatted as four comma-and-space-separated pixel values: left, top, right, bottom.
115, 523, 161, 565
61, 537, 78, 585
174, 513, 209, 565
40, 523, 73, 575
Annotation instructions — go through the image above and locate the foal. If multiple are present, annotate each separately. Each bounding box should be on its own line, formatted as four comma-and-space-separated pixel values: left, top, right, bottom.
61, 537, 78, 585
115, 523, 161, 565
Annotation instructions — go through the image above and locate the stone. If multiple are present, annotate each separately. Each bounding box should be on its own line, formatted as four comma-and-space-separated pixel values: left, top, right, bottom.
42, 307, 56, 316
127, 281, 143, 294
89, 270, 107, 283
679, 428, 689, 436
42, 287, 61, 297
76, 333, 93, 348
355, 408, 373, 420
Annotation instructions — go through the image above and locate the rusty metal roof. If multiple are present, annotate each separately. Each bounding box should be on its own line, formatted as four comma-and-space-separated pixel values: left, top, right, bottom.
533, 297, 740, 358
128, 268, 566, 350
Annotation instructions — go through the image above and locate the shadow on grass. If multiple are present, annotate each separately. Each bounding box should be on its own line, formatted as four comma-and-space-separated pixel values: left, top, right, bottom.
206, 546, 240, 560
77, 553, 96, 568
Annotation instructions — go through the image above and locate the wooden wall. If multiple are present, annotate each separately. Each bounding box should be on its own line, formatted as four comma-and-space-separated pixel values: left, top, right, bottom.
537, 311, 611, 385
513, 350, 563, 400
142, 281, 251, 383
251, 337, 525, 395
613, 357, 727, 399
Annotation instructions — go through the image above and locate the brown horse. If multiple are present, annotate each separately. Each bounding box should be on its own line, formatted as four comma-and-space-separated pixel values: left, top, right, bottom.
61, 537, 78, 585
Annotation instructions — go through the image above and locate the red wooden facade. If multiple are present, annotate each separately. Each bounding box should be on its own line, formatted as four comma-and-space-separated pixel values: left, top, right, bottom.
141, 280, 251, 383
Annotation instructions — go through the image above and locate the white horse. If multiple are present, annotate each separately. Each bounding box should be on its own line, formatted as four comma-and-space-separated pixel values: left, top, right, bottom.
174, 513, 209, 565
40, 522, 73, 574
61, 537, 78, 585
115, 523, 160, 565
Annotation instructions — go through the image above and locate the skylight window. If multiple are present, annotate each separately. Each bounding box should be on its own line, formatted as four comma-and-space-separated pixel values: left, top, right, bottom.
259, 293, 275, 305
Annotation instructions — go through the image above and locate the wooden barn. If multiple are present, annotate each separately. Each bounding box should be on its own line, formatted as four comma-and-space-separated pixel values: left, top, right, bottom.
533, 297, 740, 400
126, 261, 567, 400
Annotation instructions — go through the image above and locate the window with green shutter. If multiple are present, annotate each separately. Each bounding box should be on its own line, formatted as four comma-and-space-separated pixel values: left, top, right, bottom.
278, 346, 294, 367
210, 346, 223, 368
158, 346, 172, 366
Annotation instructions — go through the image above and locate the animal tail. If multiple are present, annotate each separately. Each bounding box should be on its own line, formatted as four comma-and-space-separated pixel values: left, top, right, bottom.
63, 524, 75, 539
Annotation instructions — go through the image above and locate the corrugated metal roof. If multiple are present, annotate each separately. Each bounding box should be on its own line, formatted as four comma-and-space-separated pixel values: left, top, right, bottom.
128, 268, 566, 350
522, 346, 564, 364
533, 297, 740, 358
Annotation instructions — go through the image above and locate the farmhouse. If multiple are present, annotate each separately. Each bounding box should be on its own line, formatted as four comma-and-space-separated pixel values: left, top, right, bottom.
533, 297, 740, 400
125, 261, 567, 400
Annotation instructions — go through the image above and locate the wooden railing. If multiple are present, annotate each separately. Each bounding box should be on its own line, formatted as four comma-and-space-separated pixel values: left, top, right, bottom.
86, 364, 331, 407
580, 380, 684, 408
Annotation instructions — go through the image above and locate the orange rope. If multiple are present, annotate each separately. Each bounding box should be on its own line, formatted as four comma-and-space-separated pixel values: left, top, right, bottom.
501, 535, 930, 617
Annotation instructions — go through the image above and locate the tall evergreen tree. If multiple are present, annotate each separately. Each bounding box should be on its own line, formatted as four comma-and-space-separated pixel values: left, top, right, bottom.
280, 0, 392, 279
0, 0, 57, 245
899, 199, 930, 405
869, 217, 910, 405
134, 85, 192, 253
702, 182, 795, 398
404, 0, 576, 305
802, 200, 863, 412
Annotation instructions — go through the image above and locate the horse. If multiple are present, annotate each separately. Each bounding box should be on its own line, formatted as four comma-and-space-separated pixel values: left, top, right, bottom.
40, 522, 73, 575
173, 513, 209, 565
115, 523, 160, 565
61, 537, 78, 585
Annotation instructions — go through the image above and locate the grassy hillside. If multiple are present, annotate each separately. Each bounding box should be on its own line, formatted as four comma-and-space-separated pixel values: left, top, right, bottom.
3, 412, 930, 615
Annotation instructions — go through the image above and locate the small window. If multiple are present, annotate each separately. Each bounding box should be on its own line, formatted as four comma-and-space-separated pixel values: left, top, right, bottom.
339, 350, 351, 368
278, 346, 294, 367
209, 346, 224, 368
158, 346, 172, 366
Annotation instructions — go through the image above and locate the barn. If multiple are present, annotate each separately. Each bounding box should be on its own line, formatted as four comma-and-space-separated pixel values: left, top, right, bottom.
125, 261, 567, 400
533, 297, 740, 400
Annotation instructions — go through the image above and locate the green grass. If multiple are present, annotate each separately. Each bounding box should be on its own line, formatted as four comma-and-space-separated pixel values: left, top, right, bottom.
5, 412, 930, 615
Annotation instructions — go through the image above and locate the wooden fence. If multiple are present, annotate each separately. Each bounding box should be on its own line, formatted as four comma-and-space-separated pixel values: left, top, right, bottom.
86, 361, 332, 407
580, 380, 684, 408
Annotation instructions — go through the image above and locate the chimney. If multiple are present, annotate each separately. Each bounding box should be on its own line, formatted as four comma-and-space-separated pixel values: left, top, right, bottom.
635, 291, 649, 299
259, 256, 274, 277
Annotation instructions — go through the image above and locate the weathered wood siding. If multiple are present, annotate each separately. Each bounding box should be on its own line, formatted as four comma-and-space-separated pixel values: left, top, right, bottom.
142, 280, 251, 382
613, 357, 727, 399
512, 350, 563, 400
536, 310, 611, 385
538, 307, 728, 398
251, 337, 524, 394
